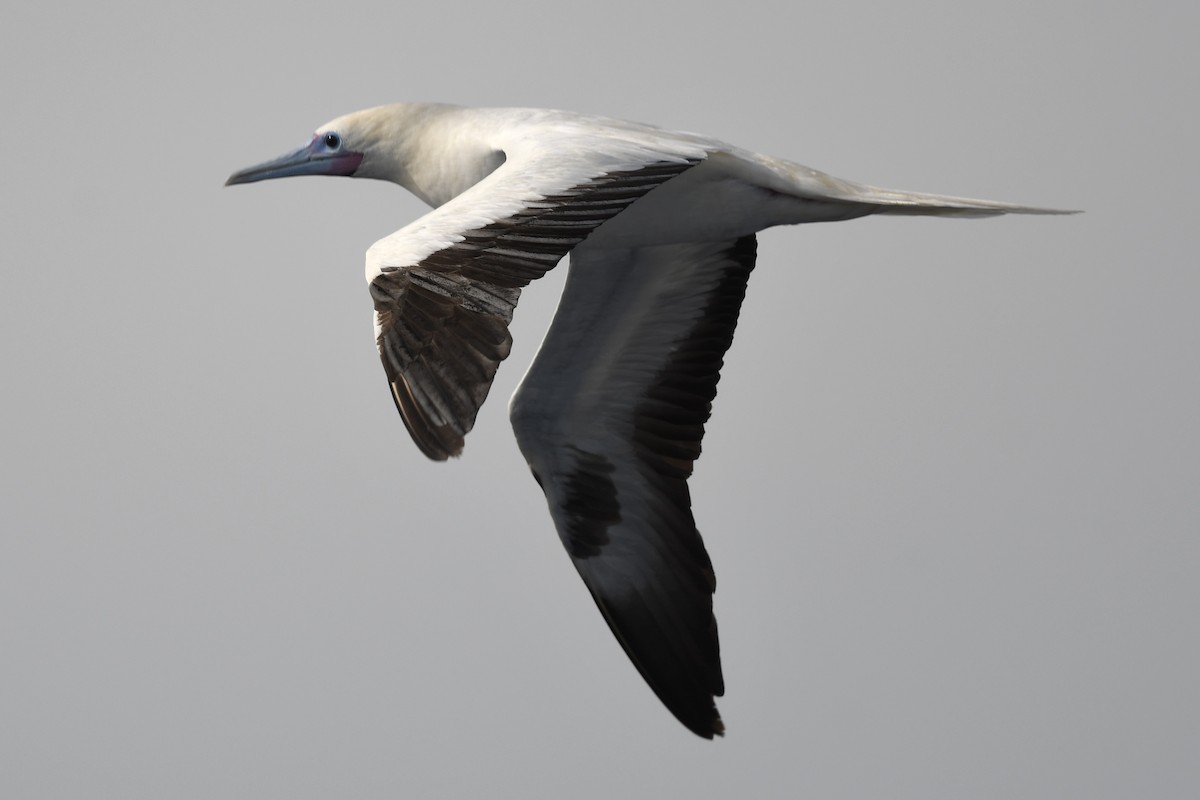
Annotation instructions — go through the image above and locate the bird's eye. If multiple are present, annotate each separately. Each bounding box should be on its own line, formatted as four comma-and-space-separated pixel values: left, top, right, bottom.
323, 132, 341, 149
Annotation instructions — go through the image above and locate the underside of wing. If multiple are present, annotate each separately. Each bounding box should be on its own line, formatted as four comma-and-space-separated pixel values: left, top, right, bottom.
510, 236, 758, 737
370, 158, 699, 460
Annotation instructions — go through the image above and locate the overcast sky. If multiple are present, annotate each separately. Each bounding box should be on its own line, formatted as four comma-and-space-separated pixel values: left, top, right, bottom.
2, 2, 1196, 798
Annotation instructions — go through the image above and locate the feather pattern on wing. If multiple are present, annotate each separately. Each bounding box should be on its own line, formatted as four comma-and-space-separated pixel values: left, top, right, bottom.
370, 159, 700, 460
510, 235, 758, 737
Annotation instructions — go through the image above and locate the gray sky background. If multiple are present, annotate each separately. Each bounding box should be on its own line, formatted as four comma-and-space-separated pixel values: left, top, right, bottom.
2, 2, 1196, 798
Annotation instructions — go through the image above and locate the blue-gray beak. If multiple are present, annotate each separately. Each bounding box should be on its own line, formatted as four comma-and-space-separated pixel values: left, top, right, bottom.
225, 135, 363, 186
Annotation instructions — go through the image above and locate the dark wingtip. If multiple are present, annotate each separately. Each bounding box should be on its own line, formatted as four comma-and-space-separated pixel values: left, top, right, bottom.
389, 380, 465, 461
677, 705, 724, 739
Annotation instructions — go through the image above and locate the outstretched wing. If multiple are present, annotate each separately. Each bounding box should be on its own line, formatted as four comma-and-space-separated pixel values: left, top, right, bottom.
368, 154, 701, 460
509, 235, 758, 738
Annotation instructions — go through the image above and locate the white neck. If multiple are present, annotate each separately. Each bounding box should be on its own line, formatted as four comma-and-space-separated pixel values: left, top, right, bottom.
346, 104, 507, 207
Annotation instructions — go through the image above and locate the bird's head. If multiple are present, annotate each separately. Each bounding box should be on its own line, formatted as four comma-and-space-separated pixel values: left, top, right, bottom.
223, 100, 424, 188
225, 104, 462, 202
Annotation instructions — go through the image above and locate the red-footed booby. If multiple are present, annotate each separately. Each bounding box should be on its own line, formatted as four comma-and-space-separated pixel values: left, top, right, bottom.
226, 103, 1074, 738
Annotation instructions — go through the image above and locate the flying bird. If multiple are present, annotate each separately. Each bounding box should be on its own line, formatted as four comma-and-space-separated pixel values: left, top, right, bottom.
226, 103, 1072, 738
